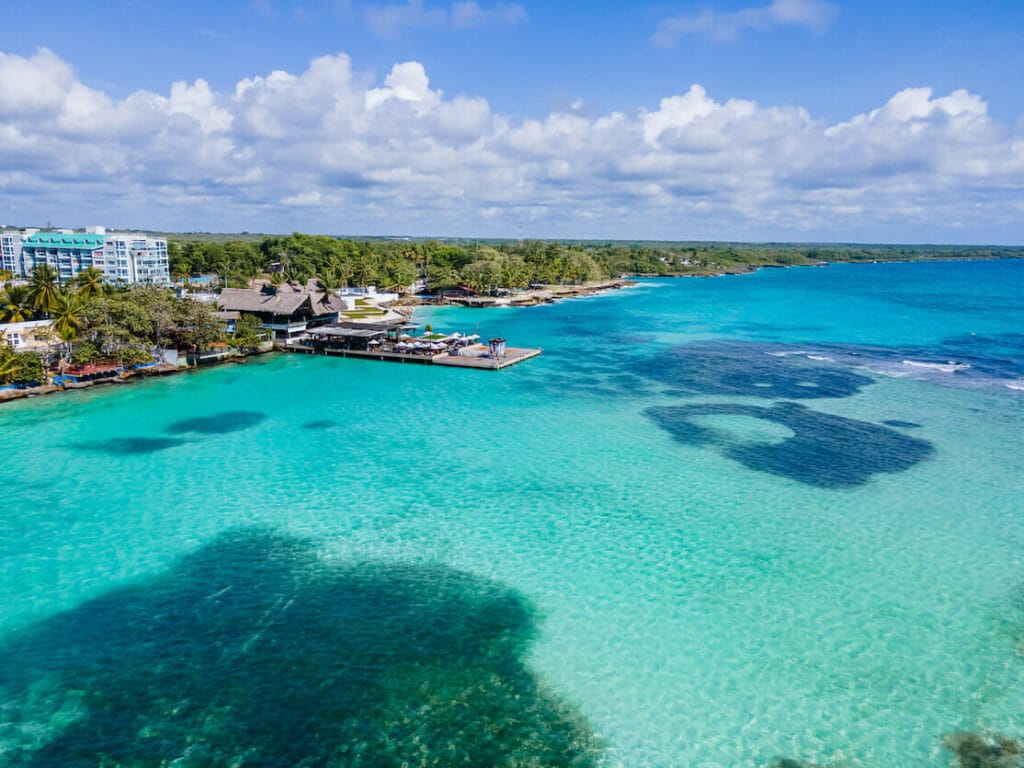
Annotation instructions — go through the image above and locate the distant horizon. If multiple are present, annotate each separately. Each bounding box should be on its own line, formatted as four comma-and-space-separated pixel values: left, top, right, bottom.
3, 223, 1024, 250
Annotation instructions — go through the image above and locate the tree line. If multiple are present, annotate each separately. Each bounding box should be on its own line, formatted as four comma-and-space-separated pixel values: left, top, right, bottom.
169, 234, 1024, 292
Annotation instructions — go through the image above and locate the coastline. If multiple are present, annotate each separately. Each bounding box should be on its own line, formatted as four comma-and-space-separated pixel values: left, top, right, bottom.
634, 253, 1024, 280
0, 351, 270, 406
409, 278, 637, 309
5, 256, 1018, 406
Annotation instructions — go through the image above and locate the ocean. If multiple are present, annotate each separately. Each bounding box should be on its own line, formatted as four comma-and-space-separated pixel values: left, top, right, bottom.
1, 259, 1023, 766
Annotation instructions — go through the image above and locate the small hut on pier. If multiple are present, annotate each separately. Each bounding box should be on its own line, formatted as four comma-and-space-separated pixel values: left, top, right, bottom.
488, 338, 507, 358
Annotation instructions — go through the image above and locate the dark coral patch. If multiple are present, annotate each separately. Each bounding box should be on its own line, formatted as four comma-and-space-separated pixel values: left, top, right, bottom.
0, 529, 603, 767
647, 401, 934, 488
302, 419, 338, 430
76, 436, 189, 455
943, 731, 1024, 768
166, 410, 266, 435
637, 342, 875, 399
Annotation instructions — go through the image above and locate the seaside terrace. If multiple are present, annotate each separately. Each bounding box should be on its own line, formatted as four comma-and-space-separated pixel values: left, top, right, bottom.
218, 282, 347, 339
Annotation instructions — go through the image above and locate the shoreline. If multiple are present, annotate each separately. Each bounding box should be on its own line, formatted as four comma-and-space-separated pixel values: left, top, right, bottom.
408, 278, 637, 309
4, 257, 1017, 406
0, 351, 270, 406
632, 253, 1024, 280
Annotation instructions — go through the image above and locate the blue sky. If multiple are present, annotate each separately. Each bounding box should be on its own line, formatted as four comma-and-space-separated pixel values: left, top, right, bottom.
2, 0, 1024, 242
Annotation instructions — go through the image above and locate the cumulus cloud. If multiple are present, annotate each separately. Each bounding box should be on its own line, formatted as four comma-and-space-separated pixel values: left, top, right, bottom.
363, 0, 525, 38
282, 190, 324, 206
1, 47, 1023, 240
654, 0, 838, 45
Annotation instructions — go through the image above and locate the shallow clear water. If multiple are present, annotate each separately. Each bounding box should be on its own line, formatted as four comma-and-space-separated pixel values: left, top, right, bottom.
2, 260, 1024, 766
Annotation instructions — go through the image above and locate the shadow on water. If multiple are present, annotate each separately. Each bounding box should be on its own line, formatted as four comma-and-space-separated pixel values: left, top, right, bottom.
637, 342, 875, 399
647, 402, 934, 488
74, 436, 190, 455
302, 419, 338, 430
165, 411, 267, 435
0, 529, 602, 767
883, 419, 922, 429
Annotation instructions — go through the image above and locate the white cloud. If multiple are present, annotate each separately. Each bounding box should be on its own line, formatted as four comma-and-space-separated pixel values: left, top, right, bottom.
363, 0, 525, 38
365, 61, 441, 112
282, 190, 323, 206
0, 48, 75, 116
2, 47, 1024, 241
654, 0, 838, 45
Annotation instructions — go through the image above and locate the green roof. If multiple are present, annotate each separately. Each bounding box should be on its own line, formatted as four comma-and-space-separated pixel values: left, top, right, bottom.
24, 232, 105, 249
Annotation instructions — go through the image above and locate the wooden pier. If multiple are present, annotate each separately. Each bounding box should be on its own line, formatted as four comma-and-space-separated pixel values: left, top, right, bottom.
434, 346, 542, 370
285, 342, 541, 370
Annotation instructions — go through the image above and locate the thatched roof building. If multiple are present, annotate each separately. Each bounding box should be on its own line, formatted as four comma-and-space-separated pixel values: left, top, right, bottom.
218, 283, 346, 338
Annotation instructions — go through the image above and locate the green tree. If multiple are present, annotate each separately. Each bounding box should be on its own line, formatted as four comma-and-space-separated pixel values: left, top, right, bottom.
352, 249, 381, 287
165, 298, 224, 350
14, 352, 44, 385
380, 255, 417, 292
28, 265, 61, 315
233, 313, 263, 348
70, 340, 100, 365
51, 290, 87, 361
0, 284, 37, 322
0, 346, 17, 383
315, 264, 345, 294
74, 266, 105, 300
0, 348, 44, 385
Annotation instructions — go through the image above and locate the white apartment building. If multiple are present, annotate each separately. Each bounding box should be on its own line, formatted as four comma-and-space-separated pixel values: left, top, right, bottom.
99, 233, 170, 285
0, 228, 36, 276
8, 228, 170, 286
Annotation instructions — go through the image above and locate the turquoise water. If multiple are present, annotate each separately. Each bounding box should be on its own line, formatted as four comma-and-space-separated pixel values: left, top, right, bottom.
2, 260, 1023, 766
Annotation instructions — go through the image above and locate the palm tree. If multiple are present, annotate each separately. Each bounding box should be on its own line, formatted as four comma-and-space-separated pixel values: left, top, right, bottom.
51, 289, 86, 362
0, 284, 37, 322
0, 269, 14, 283
282, 263, 308, 286
74, 266, 105, 300
28, 265, 61, 315
0, 349, 18, 384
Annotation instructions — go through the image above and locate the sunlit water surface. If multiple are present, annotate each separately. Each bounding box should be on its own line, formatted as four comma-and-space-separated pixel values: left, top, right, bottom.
2, 260, 1024, 767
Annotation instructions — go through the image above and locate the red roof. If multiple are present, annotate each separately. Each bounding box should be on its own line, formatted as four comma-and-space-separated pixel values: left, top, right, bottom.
67, 363, 122, 376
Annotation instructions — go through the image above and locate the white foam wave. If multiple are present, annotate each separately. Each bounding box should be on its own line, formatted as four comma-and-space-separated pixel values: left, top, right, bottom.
901, 360, 971, 374
861, 364, 912, 378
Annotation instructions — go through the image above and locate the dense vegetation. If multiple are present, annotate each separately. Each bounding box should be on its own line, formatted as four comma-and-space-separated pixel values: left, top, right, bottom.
0, 265, 227, 384
168, 233, 1024, 291
0, 346, 44, 386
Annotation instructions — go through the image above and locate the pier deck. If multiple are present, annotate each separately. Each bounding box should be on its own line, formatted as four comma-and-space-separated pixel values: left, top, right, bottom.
433, 346, 541, 369
286, 342, 541, 370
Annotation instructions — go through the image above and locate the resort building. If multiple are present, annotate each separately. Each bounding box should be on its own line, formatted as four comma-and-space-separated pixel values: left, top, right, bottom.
0, 320, 54, 354
100, 233, 170, 285
218, 282, 347, 339
21, 232, 106, 283
11, 228, 170, 285
1, 228, 36, 276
